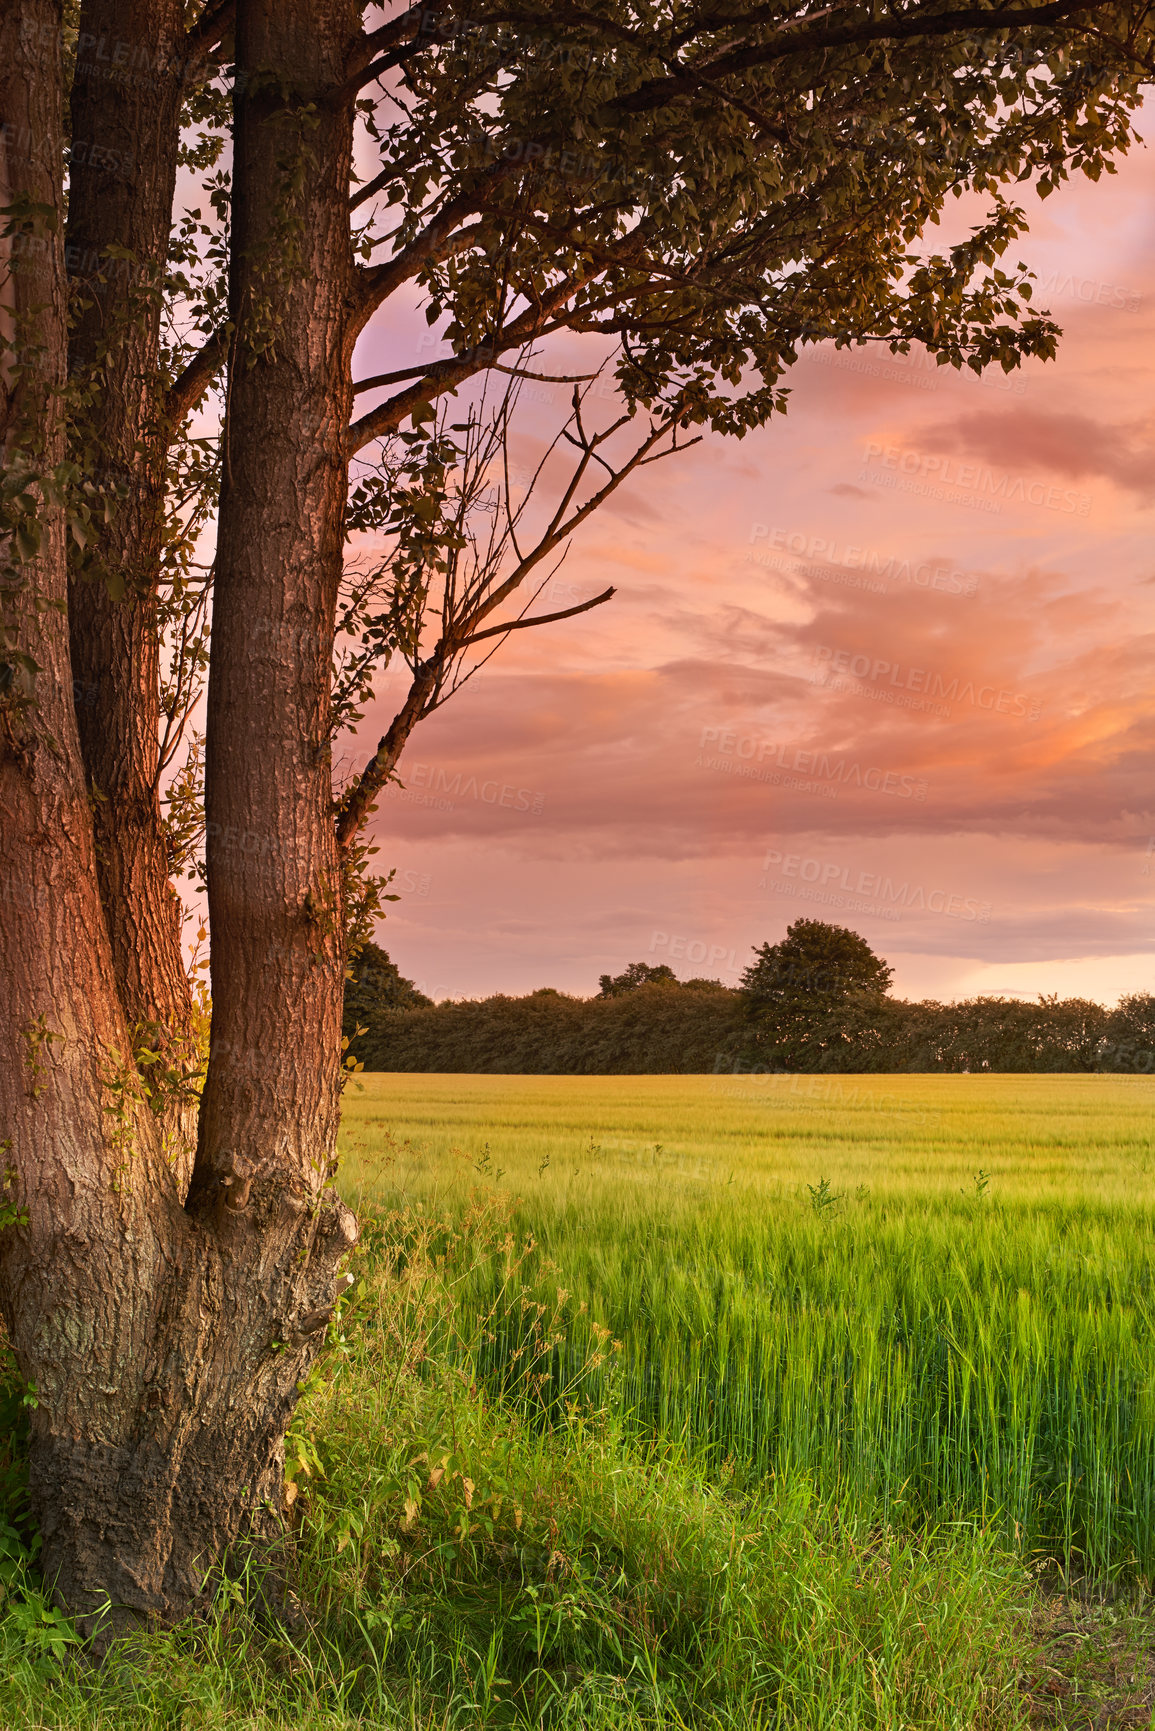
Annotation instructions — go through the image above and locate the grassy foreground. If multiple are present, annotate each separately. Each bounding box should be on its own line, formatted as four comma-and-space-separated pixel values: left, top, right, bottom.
1, 1073, 1153, 1727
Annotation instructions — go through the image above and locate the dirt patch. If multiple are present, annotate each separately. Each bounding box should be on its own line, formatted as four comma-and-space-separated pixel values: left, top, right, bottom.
1025, 1592, 1155, 1729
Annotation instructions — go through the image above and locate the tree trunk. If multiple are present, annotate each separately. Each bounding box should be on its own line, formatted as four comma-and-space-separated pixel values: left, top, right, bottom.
65, 0, 201, 1191
191, 0, 358, 1215
0, 0, 358, 1635
0, 0, 187, 1629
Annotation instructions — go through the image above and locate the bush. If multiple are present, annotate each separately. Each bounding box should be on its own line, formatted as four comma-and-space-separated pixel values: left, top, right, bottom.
353, 982, 745, 1074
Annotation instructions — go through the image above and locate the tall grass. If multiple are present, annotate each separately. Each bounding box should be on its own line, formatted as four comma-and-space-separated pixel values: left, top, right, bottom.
341, 1072, 1155, 1581
0, 1194, 1033, 1728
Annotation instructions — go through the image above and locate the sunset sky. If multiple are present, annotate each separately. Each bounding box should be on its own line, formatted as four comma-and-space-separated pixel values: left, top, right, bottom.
347, 133, 1155, 1006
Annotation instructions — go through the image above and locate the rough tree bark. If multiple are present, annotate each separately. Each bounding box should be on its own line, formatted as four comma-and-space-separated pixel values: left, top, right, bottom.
0, 0, 357, 1634
65, 0, 219, 1190
190, 0, 359, 1217
0, 0, 187, 1629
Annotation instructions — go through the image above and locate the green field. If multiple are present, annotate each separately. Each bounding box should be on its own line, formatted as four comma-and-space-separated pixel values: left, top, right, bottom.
341, 1072, 1155, 1578
7, 1073, 1155, 1728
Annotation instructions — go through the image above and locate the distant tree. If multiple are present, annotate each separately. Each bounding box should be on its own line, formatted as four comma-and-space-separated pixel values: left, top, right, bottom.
1101, 993, 1155, 1073
343, 942, 431, 1063
744, 922, 894, 1006
344, 941, 431, 1015
742, 921, 894, 1070
598, 962, 679, 997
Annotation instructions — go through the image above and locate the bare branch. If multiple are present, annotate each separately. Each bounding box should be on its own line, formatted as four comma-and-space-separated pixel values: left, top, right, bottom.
493, 363, 601, 384
353, 363, 440, 395
166, 325, 228, 425
457, 585, 615, 647
353, 359, 600, 396
336, 391, 689, 850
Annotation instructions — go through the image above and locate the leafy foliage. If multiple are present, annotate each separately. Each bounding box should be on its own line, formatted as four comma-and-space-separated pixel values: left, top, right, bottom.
92, 0, 1153, 872
343, 941, 433, 1058
349, 973, 743, 1074
741, 920, 895, 1069
596, 960, 678, 996
345, 937, 1152, 1074
743, 921, 894, 1006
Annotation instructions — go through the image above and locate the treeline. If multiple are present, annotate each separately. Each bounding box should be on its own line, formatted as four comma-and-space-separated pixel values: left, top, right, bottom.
735, 990, 1155, 1075
350, 978, 742, 1075
345, 935, 1154, 1075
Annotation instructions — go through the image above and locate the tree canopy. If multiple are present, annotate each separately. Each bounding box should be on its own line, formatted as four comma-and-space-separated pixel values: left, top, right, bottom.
742, 920, 895, 1068
743, 920, 895, 1007
598, 961, 680, 995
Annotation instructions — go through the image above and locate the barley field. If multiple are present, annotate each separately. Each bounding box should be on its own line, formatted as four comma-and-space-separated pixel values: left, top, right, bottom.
7, 1074, 1155, 1728
340, 1071, 1155, 1581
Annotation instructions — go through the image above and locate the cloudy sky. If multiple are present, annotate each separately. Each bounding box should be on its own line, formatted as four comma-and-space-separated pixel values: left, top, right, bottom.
346, 134, 1155, 1005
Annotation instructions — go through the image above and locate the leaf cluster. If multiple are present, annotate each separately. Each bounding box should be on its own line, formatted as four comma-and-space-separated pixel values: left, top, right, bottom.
351, 0, 1148, 448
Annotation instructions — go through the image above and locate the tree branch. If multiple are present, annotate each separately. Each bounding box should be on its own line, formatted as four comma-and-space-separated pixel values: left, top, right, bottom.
353, 363, 441, 395
345, 0, 449, 80
166, 325, 228, 425
181, 0, 236, 87
336, 403, 685, 850
350, 164, 393, 213
457, 584, 615, 647
353, 359, 599, 395
348, 268, 601, 452
612, 0, 1111, 112
353, 169, 514, 329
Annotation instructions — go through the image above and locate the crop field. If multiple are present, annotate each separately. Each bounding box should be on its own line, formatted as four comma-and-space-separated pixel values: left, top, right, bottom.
341, 1071, 1155, 1582
8, 1072, 1155, 1729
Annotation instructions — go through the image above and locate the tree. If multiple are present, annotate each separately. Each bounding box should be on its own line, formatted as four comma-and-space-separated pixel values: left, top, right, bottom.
1, 0, 1151, 1632
744, 921, 894, 1006
742, 920, 894, 1068
345, 941, 432, 1017
598, 961, 679, 996
343, 940, 431, 1064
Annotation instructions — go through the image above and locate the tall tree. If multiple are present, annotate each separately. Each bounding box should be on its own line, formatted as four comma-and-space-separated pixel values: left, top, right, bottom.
742, 919, 895, 1068
0, 0, 1150, 1632
64, 0, 233, 1185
